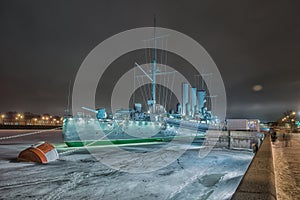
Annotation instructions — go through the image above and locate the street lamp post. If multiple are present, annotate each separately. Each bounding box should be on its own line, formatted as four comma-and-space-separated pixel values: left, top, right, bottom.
1, 114, 5, 125
282, 111, 297, 132
33, 118, 37, 125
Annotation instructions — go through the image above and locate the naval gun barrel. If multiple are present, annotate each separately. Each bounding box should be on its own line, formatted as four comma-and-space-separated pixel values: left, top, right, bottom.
81, 107, 98, 113
81, 107, 107, 119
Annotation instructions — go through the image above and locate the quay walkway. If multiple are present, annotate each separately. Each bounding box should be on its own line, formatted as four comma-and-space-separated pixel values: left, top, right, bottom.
272, 132, 300, 200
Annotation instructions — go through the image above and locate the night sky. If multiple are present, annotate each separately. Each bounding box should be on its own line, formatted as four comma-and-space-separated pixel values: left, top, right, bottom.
0, 0, 300, 121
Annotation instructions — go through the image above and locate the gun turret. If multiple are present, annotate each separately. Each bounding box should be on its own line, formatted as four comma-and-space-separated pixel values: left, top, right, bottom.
81, 107, 107, 119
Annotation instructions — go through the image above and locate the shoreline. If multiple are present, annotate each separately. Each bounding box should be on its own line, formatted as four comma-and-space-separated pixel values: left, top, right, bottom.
0, 125, 61, 129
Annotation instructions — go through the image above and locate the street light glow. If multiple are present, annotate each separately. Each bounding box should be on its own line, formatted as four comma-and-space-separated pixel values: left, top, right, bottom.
0, 111, 62, 126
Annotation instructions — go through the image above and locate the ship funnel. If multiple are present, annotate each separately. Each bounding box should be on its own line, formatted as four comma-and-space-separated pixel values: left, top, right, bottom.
182, 82, 189, 116
190, 87, 197, 116
197, 90, 206, 116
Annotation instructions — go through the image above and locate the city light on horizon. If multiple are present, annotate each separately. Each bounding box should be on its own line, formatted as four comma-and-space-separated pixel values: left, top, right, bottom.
0, 111, 63, 126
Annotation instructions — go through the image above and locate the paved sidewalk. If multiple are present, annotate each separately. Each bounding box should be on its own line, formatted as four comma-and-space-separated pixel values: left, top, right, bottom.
272, 132, 300, 200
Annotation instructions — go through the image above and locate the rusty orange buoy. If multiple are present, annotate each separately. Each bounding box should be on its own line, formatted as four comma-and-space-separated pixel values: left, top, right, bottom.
18, 142, 59, 164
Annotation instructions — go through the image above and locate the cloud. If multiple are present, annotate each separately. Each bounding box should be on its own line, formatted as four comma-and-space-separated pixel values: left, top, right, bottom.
0, 0, 300, 121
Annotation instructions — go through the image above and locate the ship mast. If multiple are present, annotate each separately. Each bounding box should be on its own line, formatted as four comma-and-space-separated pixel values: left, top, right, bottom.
151, 16, 157, 113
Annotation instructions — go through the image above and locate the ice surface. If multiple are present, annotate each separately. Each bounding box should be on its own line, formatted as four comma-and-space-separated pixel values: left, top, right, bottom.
0, 130, 253, 200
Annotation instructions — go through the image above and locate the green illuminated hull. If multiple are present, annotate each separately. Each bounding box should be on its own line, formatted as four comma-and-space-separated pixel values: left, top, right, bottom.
65, 135, 206, 147
65, 137, 165, 147
63, 116, 208, 147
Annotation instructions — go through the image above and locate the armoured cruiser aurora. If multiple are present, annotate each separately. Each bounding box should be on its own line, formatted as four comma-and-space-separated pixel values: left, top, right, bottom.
62, 19, 217, 147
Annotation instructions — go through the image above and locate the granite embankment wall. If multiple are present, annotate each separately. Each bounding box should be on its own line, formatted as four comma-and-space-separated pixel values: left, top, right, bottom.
232, 135, 276, 200
206, 130, 260, 150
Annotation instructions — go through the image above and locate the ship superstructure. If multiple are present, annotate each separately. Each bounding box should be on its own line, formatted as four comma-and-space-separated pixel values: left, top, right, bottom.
63, 18, 219, 147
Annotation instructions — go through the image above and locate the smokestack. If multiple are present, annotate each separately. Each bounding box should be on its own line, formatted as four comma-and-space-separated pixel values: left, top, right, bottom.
197, 90, 206, 116
182, 82, 189, 115
190, 87, 197, 116
186, 103, 191, 116
176, 103, 181, 114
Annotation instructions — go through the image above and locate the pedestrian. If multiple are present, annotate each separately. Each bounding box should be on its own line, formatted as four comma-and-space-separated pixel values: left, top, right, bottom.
282, 133, 286, 147
285, 133, 291, 147
271, 131, 277, 142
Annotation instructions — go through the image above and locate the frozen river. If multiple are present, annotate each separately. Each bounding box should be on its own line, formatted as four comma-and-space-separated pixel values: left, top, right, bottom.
0, 130, 253, 200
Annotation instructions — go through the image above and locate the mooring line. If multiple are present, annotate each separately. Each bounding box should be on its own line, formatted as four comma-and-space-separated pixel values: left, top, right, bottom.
0, 127, 62, 141
58, 129, 115, 157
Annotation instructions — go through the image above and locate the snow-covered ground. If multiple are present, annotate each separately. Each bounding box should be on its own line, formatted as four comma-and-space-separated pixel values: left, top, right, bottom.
272, 132, 300, 200
0, 130, 253, 200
